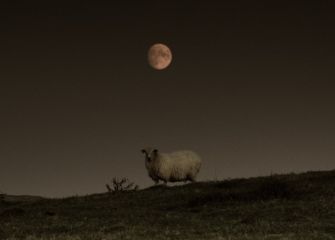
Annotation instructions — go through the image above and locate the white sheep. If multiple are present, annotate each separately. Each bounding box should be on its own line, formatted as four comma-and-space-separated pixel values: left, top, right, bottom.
141, 147, 202, 184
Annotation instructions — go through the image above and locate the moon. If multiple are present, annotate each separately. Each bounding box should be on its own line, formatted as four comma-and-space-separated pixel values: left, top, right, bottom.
148, 43, 172, 70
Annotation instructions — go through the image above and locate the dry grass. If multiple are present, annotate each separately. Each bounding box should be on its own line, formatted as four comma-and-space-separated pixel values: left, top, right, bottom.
1, 170, 335, 240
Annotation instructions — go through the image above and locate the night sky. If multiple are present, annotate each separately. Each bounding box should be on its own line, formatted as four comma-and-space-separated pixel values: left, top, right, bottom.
1, 1, 334, 197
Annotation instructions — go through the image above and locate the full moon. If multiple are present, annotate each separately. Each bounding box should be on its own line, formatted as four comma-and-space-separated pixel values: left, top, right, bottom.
148, 43, 172, 70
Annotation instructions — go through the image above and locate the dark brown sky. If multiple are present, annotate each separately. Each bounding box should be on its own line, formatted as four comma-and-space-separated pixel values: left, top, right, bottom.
1, 0, 334, 197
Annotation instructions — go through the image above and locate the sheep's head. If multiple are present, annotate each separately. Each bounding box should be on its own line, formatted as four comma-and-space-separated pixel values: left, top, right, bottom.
141, 148, 158, 163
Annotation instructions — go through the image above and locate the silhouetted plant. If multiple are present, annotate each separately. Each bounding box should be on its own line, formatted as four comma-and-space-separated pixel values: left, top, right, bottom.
106, 177, 139, 194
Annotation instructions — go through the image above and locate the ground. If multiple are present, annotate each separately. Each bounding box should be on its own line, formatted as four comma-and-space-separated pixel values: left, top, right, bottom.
1, 170, 335, 240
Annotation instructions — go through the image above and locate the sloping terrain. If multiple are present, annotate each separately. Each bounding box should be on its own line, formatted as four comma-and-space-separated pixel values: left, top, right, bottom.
1, 170, 335, 240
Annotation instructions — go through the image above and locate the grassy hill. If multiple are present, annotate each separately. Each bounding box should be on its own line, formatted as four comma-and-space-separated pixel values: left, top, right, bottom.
1, 170, 335, 240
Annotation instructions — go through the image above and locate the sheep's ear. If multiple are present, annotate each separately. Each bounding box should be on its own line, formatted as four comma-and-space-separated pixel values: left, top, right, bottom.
141, 149, 146, 154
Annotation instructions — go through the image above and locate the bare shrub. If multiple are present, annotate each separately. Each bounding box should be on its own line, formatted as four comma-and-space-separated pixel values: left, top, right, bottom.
106, 177, 138, 194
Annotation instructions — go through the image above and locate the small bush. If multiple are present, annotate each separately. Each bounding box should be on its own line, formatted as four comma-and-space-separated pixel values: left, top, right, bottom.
106, 177, 139, 194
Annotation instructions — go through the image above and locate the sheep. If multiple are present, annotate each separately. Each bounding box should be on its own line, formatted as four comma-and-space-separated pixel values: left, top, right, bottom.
141, 147, 202, 184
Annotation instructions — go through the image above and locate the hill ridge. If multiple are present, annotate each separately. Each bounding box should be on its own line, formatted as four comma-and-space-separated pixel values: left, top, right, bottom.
1, 169, 335, 240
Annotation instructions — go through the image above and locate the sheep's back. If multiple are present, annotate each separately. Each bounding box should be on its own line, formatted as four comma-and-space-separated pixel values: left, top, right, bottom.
159, 151, 201, 176
168, 151, 201, 165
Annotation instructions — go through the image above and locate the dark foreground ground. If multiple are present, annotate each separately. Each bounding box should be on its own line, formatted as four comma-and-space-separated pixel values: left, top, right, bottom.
1, 170, 335, 240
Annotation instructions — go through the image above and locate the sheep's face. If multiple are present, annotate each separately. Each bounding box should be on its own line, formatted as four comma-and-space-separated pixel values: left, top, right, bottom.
141, 148, 158, 163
